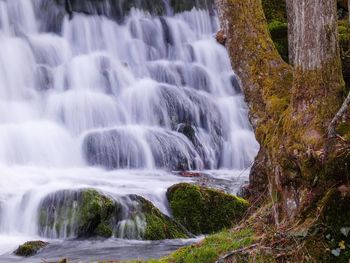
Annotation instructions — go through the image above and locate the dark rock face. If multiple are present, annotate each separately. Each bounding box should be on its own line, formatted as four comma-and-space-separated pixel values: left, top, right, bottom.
82, 128, 201, 171
82, 129, 147, 169
36, 0, 216, 33
14, 241, 49, 257
35, 66, 54, 91
64, 0, 166, 19
167, 183, 249, 235
145, 129, 200, 171
170, 0, 215, 13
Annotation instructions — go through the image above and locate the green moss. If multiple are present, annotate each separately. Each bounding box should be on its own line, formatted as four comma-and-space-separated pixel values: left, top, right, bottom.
167, 183, 249, 235
76, 189, 115, 237
153, 228, 254, 263
338, 20, 350, 93
339, 25, 348, 35
14, 241, 48, 257
336, 122, 350, 140
339, 24, 350, 50
144, 213, 188, 240
129, 195, 189, 240
39, 189, 116, 238
266, 95, 289, 116
267, 20, 289, 63
262, 0, 287, 23
95, 223, 113, 238
268, 20, 287, 39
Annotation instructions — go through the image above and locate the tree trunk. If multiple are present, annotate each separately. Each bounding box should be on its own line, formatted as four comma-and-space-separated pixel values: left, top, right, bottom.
216, 0, 348, 224
215, 0, 292, 207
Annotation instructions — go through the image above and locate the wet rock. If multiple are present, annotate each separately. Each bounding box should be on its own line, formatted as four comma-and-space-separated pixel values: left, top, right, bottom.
146, 129, 201, 171
83, 128, 201, 171
178, 123, 197, 146
216, 30, 226, 46
121, 195, 190, 240
35, 66, 54, 91
35, 0, 66, 33
82, 129, 147, 169
14, 241, 49, 257
230, 74, 243, 94
167, 183, 249, 235
39, 189, 189, 240
170, 0, 215, 13
178, 171, 202, 178
38, 189, 116, 238
175, 64, 212, 93
37, 0, 215, 31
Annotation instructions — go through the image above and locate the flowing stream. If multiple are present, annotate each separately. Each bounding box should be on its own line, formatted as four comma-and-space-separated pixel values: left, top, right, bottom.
0, 0, 259, 261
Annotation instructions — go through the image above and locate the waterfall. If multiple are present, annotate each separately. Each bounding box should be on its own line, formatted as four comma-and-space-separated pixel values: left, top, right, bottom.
0, 0, 259, 254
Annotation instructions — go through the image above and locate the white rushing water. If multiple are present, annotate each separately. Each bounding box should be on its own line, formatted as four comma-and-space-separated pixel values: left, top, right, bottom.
0, 0, 259, 256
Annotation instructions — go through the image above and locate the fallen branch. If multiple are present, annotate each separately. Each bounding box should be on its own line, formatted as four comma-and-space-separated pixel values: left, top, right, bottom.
215, 244, 258, 263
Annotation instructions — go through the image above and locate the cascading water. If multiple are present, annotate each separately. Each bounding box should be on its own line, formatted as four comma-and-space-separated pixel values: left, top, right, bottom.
0, 0, 259, 260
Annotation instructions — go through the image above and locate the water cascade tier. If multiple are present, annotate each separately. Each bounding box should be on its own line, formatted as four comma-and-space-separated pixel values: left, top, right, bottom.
0, 0, 259, 259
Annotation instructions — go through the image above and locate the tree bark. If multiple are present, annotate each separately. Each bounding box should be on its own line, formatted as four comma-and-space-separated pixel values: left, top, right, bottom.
328, 0, 350, 137
216, 0, 347, 223
287, 0, 343, 139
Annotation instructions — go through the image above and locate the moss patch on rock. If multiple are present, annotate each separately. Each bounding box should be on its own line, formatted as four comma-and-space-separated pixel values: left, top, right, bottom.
167, 183, 249, 235
14, 241, 48, 257
126, 195, 190, 240
39, 189, 116, 238
76, 189, 115, 237
39, 190, 190, 241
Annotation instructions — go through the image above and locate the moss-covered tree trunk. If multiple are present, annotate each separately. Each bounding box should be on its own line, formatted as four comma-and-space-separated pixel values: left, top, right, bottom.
216, 0, 349, 225
215, 0, 292, 210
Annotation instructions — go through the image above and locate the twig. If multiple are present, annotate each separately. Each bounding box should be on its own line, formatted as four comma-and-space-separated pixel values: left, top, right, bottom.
215, 244, 258, 263
328, 90, 350, 139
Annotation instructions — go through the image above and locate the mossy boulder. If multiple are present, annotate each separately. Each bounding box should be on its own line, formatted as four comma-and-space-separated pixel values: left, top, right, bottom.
167, 183, 249, 235
125, 195, 190, 240
39, 189, 189, 240
14, 241, 48, 257
39, 189, 116, 238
